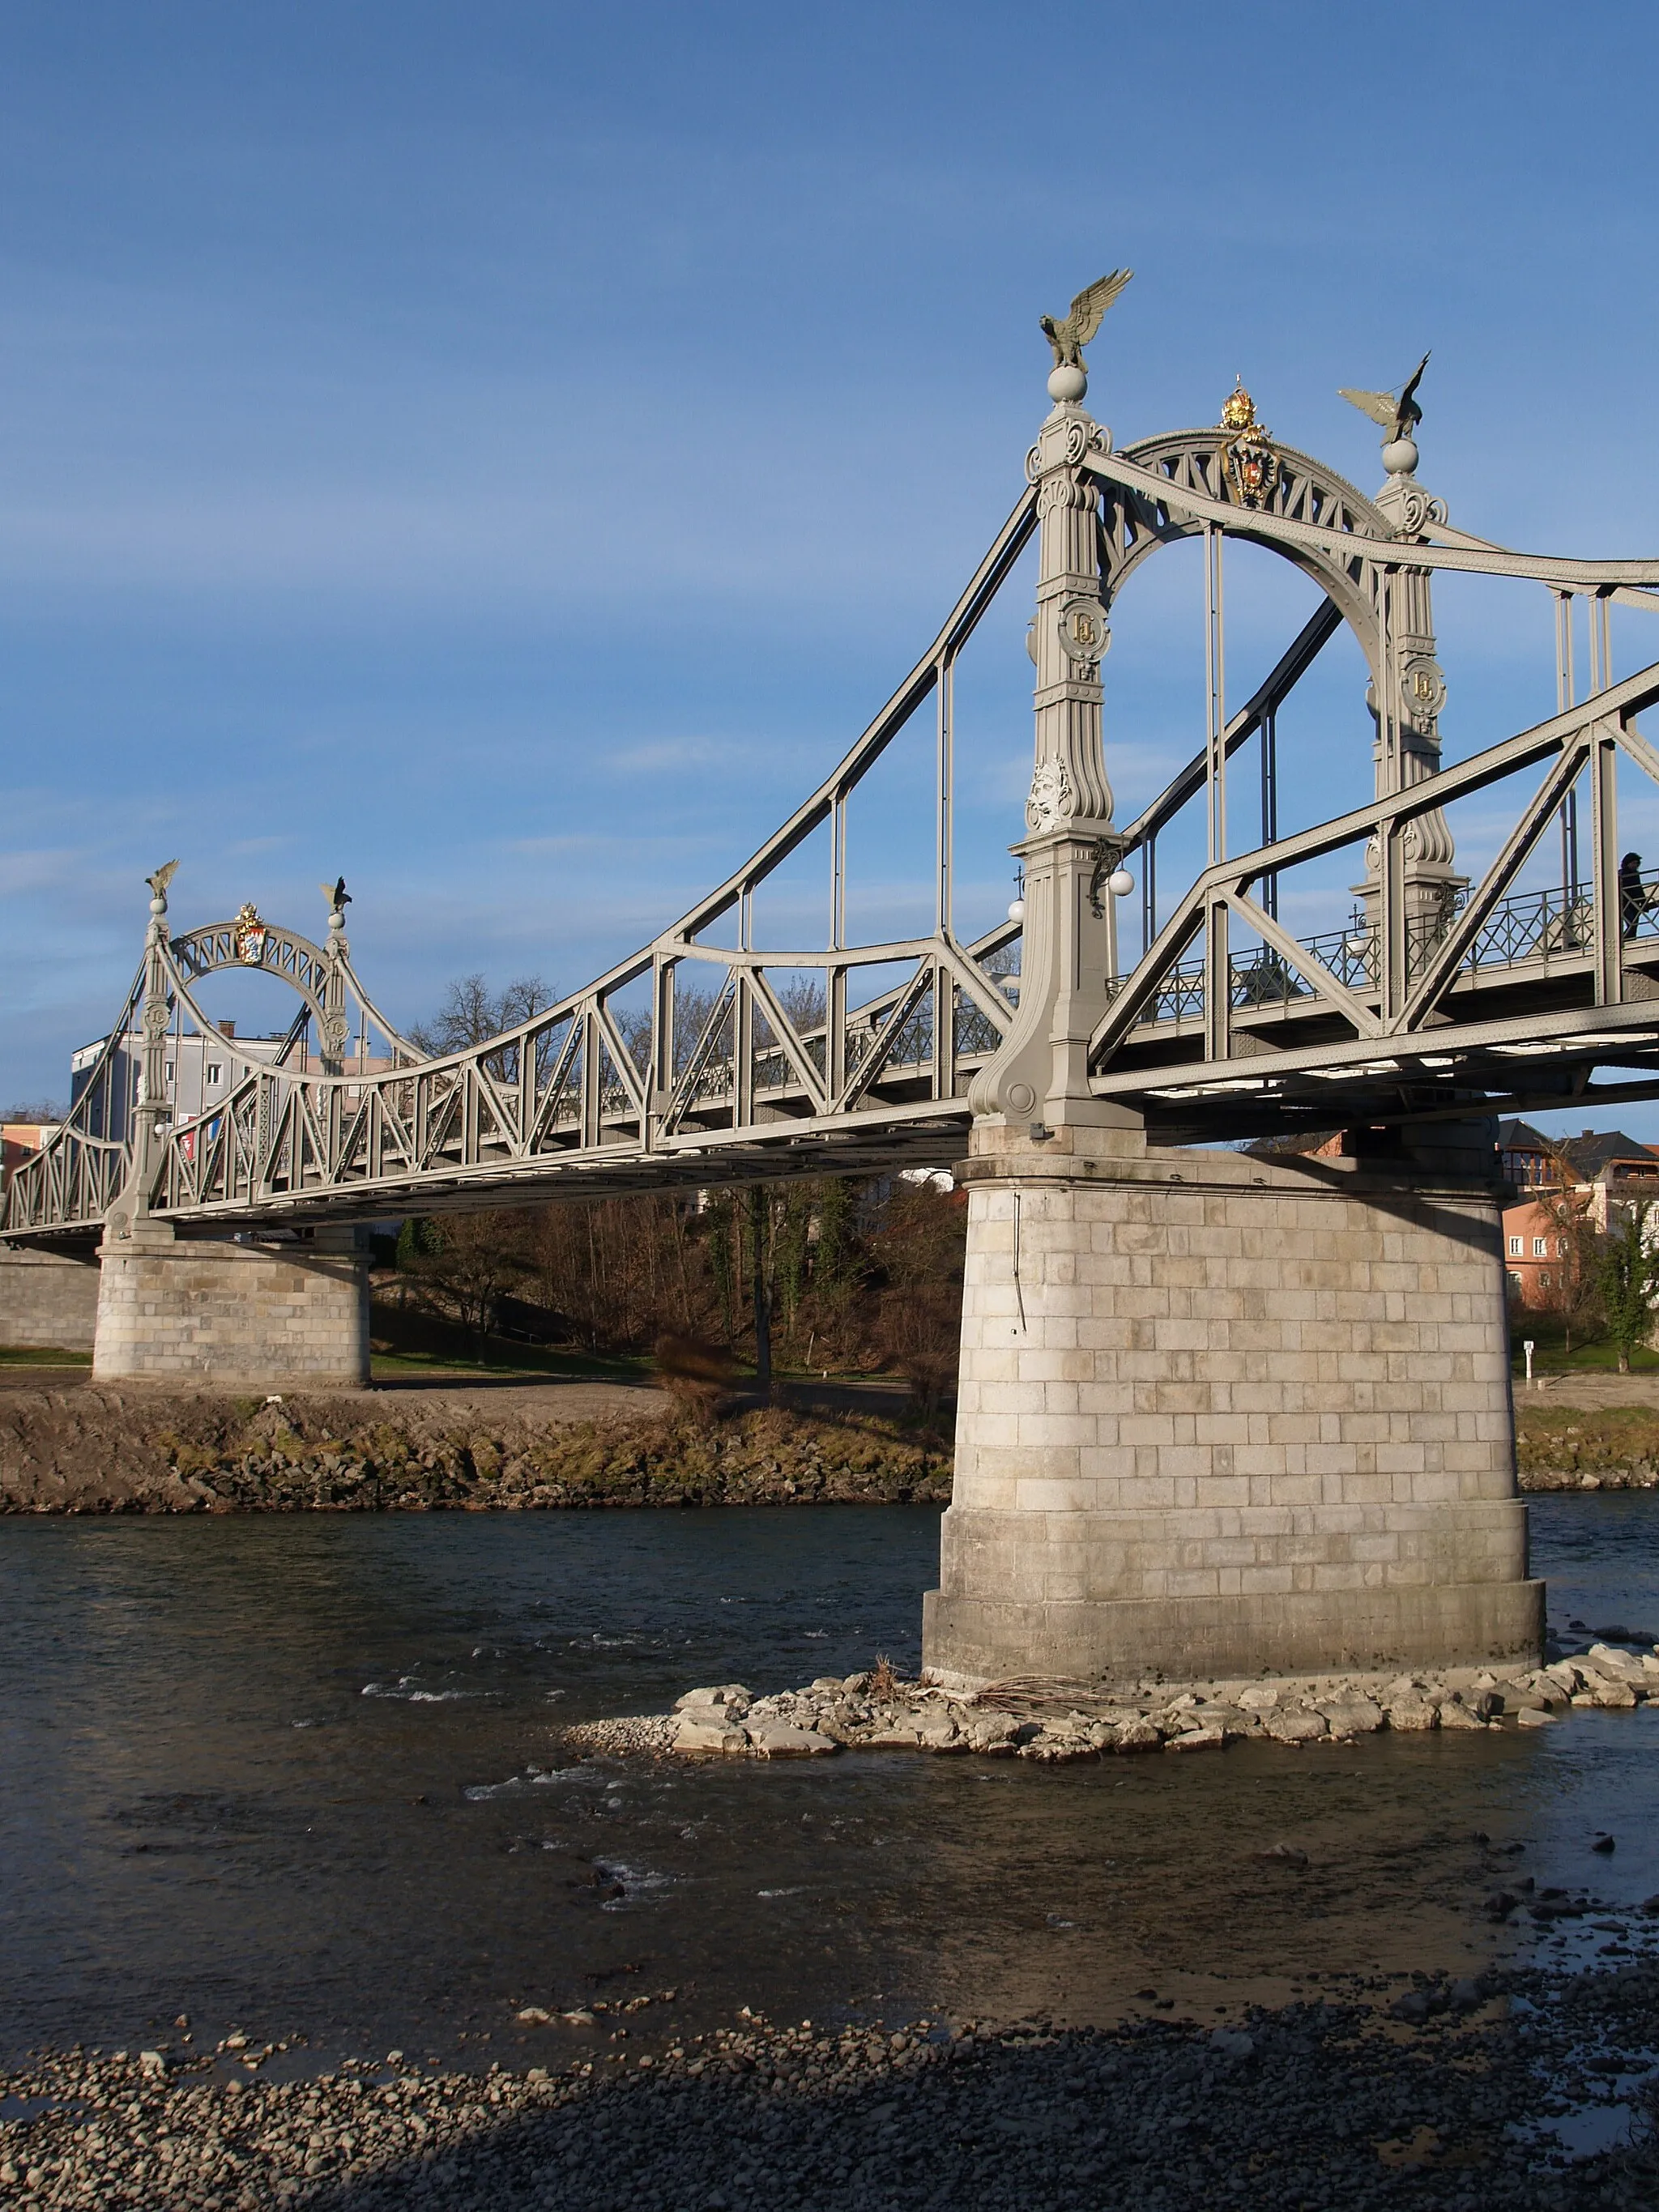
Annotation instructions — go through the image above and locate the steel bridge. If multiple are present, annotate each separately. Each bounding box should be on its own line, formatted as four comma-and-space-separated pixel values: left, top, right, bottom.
12, 340, 1659, 1245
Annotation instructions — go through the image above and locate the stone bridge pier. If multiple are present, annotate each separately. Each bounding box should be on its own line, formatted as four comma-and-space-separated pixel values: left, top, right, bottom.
92, 1219, 371, 1389
928, 352, 1541, 1687
923, 1119, 1542, 1686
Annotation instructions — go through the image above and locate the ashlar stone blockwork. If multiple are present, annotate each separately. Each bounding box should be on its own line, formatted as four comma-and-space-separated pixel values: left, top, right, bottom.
92, 1221, 370, 1388
924, 1126, 1542, 1686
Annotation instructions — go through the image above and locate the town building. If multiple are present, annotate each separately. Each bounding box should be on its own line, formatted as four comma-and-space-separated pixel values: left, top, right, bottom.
1, 1121, 59, 1191
1495, 1119, 1659, 1308
67, 1024, 393, 1142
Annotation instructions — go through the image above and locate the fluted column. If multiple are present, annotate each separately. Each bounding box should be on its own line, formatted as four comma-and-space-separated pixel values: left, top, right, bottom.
969, 365, 1135, 1132
105, 870, 177, 1246
1360, 445, 1462, 929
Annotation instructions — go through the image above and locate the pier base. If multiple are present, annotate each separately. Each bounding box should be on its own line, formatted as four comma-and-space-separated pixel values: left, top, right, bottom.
923, 1124, 1542, 1686
92, 1219, 371, 1389
0, 1246, 100, 1350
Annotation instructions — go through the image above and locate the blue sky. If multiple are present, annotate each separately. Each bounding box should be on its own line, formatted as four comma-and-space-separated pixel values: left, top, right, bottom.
5, 1, 1659, 1135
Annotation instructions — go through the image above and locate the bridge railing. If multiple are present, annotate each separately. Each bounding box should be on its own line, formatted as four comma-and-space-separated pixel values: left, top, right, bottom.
1120, 869, 1659, 1027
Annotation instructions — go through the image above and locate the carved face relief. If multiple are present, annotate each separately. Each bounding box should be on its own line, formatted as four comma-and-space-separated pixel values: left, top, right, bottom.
1026, 757, 1074, 834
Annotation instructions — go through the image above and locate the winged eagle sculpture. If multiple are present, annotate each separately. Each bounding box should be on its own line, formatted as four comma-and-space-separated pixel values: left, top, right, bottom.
1339, 352, 1431, 445
145, 859, 179, 900
1040, 269, 1133, 370
321, 874, 352, 913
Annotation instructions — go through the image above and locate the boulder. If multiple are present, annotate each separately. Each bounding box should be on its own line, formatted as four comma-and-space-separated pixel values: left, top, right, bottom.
1166, 1725, 1226, 1754
915, 1710, 965, 1752
1387, 1696, 1438, 1732
1437, 1698, 1486, 1730
1235, 1684, 1282, 1713
1019, 1728, 1097, 1762
1593, 1681, 1639, 1708
746, 1723, 838, 1758
1317, 1698, 1384, 1738
674, 1683, 753, 1716
963, 1713, 1020, 1753
1192, 1703, 1252, 1737
1516, 1707, 1557, 1728
1265, 1707, 1328, 1745
1111, 1718, 1163, 1753
1587, 1643, 1643, 1677
672, 1714, 749, 1755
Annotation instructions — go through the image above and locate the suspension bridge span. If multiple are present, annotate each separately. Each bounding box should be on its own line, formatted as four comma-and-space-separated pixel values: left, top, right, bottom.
11, 283, 1659, 1685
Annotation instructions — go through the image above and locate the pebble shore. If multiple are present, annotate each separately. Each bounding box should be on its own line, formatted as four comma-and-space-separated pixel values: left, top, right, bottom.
6, 1958, 1659, 2210
563, 1637, 1659, 1765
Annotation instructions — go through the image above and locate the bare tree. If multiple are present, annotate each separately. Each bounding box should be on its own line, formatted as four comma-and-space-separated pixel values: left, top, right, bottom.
1531, 1143, 1603, 1352
399, 1209, 531, 1349
409, 973, 557, 1056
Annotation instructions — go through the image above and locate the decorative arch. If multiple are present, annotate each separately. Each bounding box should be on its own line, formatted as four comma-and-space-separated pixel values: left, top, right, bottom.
169, 918, 334, 1028
1098, 428, 1395, 684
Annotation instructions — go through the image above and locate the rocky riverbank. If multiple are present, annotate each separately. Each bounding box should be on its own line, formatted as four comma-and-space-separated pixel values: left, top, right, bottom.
6, 1957, 1659, 2210
2, 1382, 1657, 1511
1515, 1404, 1659, 1489
566, 1639, 1659, 1764
0, 1388, 950, 1514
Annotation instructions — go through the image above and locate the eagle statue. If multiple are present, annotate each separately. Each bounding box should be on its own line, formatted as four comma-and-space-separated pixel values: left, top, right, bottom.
1040, 270, 1133, 371
1338, 352, 1431, 445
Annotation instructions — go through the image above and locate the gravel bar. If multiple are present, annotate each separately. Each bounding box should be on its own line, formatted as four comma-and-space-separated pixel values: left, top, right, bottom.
6, 1956, 1659, 2210
563, 1639, 1659, 1765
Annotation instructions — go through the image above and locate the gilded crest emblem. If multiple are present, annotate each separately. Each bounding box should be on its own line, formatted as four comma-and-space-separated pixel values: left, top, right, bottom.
1057, 595, 1110, 668
232, 901, 268, 966
1218, 380, 1280, 509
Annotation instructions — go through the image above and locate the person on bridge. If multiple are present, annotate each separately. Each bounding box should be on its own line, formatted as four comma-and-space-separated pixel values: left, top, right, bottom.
1620, 851, 1653, 940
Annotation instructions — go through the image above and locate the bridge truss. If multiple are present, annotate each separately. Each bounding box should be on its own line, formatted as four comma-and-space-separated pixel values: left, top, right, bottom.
12, 354, 1659, 1242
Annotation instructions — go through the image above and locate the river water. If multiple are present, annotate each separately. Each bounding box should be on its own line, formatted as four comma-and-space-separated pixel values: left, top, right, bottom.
3, 1497, 1657, 2071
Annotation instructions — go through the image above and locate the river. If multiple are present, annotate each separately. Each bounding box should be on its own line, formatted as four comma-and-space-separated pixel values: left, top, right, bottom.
3, 1496, 1657, 2072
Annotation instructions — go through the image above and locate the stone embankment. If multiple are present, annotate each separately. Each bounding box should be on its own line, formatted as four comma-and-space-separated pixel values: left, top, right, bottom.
1516, 1404, 1659, 1490
6, 1382, 1659, 1511
0, 1389, 950, 1514
566, 1642, 1659, 1764
6, 1961, 1659, 2209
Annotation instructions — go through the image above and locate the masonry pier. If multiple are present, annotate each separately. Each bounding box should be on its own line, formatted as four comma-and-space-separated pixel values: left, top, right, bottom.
924, 1122, 1542, 1685
92, 1221, 370, 1389
0, 1247, 100, 1351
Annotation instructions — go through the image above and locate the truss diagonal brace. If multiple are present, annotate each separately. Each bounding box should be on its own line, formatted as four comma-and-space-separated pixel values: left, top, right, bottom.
1226, 888, 1384, 1040
1396, 739, 1592, 1033
833, 961, 932, 1115
595, 1001, 649, 1119
1091, 900, 1209, 1063
746, 968, 829, 1111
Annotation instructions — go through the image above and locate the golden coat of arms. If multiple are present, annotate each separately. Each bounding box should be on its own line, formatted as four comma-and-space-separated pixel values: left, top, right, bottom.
232, 901, 267, 966
1218, 381, 1281, 509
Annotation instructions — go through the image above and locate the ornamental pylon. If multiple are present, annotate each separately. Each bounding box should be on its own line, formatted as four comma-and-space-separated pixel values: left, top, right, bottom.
969, 356, 1135, 1131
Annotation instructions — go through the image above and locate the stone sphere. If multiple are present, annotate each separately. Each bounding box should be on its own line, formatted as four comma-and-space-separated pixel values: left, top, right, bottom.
1381, 436, 1418, 476
1047, 363, 1088, 404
